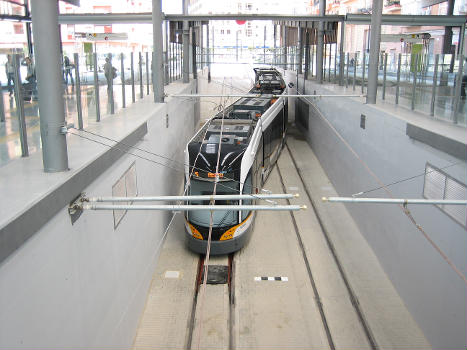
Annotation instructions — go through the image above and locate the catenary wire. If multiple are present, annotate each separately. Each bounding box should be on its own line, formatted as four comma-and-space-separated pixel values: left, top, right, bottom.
69, 86, 283, 203
69, 128, 269, 203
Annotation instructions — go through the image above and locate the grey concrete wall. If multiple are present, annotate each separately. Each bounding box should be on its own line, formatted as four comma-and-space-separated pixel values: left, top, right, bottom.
0, 81, 199, 349
295, 78, 466, 349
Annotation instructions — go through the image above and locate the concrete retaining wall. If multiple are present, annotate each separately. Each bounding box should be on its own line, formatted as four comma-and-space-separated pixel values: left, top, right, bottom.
0, 81, 198, 349
294, 76, 466, 349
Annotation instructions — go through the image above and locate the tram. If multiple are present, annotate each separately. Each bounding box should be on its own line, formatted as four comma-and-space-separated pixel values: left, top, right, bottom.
184, 68, 288, 254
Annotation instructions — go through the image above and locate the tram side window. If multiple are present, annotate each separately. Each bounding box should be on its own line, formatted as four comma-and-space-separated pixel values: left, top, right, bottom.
263, 124, 272, 166
241, 171, 253, 221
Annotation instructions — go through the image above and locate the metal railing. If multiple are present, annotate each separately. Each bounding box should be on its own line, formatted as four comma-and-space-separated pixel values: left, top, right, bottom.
0, 46, 201, 166
278, 45, 466, 127
1, 45, 464, 167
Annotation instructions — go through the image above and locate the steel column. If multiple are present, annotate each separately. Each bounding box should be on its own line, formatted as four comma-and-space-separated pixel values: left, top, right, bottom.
382, 53, 387, 100
183, 23, 190, 83
323, 42, 327, 80
453, 55, 464, 123
298, 27, 304, 74
458, 23, 465, 56
353, 52, 357, 90
152, 0, 164, 102
430, 54, 439, 116
73, 53, 83, 129
345, 53, 349, 88
146, 51, 150, 94
311, 43, 314, 76
93, 53, 101, 121
304, 30, 310, 80
192, 27, 197, 79
273, 24, 277, 65
211, 29, 215, 73
30, 0, 68, 171
362, 50, 366, 94
12, 55, 28, 157
165, 20, 169, 85
316, 0, 326, 83
121, 53, 126, 108
169, 42, 173, 82
411, 54, 419, 110
207, 22, 211, 82
108, 53, 115, 114
24, 2, 33, 57
139, 52, 144, 98
131, 52, 135, 102
339, 21, 345, 85
283, 24, 288, 69
334, 41, 337, 81
366, 0, 383, 104
182, 0, 189, 82
395, 53, 401, 104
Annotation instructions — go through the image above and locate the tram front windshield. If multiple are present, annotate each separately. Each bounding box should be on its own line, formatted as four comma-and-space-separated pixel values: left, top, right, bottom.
188, 179, 239, 227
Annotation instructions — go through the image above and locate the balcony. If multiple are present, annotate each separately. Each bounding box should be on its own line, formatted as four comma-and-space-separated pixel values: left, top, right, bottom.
385, 0, 401, 13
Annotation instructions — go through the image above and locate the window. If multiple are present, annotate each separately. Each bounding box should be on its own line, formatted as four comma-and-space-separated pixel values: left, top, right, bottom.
188, 179, 239, 227
13, 23, 24, 35
423, 163, 466, 228
241, 172, 253, 221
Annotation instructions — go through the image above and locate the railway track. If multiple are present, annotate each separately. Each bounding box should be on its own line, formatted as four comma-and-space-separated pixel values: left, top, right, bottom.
277, 141, 378, 350
186, 253, 235, 350
182, 137, 377, 350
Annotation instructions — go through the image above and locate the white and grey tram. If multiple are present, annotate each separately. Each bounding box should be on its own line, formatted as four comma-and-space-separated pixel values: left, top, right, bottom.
184, 68, 288, 254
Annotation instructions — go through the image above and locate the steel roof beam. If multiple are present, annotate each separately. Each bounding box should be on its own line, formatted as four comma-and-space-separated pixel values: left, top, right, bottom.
19, 13, 467, 27
346, 14, 466, 26
57, 13, 344, 24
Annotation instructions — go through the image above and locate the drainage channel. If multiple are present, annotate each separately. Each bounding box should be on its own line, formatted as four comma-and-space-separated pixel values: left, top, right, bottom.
186, 253, 235, 350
